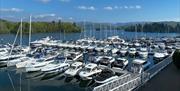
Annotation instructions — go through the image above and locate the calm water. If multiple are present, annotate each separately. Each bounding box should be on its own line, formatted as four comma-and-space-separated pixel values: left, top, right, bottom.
0, 30, 179, 45
0, 30, 179, 91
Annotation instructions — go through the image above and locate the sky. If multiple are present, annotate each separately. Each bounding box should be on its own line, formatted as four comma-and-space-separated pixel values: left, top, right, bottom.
0, 0, 180, 23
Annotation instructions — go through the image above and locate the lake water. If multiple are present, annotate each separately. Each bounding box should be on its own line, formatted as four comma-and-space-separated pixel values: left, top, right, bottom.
0, 30, 179, 45
0, 30, 179, 91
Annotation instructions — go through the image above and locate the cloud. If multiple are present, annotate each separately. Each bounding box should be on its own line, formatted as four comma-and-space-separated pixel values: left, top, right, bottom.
59, 0, 70, 2
34, 13, 56, 18
104, 6, 113, 10
104, 5, 142, 10
114, 6, 118, 9
38, 0, 51, 3
69, 17, 73, 20
77, 6, 96, 11
0, 8, 23, 12
124, 6, 128, 9
57, 17, 62, 20
135, 5, 141, 9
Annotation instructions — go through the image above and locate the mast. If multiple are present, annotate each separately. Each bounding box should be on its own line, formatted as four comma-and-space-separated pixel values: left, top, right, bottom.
29, 15, 32, 47
109, 23, 111, 36
135, 24, 137, 40
106, 25, 108, 38
92, 23, 95, 38
83, 20, 86, 38
20, 18, 23, 46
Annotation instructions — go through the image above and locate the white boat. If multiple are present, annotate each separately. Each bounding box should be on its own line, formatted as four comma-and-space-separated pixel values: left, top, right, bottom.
119, 46, 128, 56
138, 48, 148, 58
112, 48, 119, 54
153, 50, 169, 62
79, 63, 102, 80
94, 56, 115, 65
107, 36, 125, 44
16, 52, 57, 69
65, 52, 83, 62
153, 44, 159, 49
41, 57, 70, 73
112, 58, 128, 70
16, 57, 35, 68
131, 59, 151, 73
128, 48, 137, 56
98, 56, 115, 68
25, 58, 54, 72
95, 68, 118, 84
30, 36, 52, 47
64, 62, 83, 77
0, 48, 8, 56
158, 43, 166, 49
0, 53, 25, 66
134, 42, 141, 47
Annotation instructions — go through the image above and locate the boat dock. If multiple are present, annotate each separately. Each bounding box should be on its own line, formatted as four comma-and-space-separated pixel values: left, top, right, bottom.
93, 53, 173, 91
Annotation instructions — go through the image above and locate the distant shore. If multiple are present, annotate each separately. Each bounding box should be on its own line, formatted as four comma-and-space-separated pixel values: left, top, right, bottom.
0, 19, 82, 34
1, 19, 180, 34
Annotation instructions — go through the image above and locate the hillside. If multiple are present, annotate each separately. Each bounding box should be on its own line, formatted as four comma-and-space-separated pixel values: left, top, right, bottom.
0, 19, 82, 34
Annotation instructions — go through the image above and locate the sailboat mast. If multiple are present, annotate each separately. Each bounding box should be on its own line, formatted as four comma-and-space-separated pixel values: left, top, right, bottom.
83, 20, 86, 38
135, 24, 137, 40
20, 18, 23, 46
29, 15, 32, 47
109, 23, 111, 37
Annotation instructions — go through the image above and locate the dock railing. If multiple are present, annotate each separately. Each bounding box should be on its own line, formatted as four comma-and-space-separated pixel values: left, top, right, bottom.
93, 74, 132, 91
93, 52, 173, 91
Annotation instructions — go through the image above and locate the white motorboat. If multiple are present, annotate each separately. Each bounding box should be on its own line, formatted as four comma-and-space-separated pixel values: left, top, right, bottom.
25, 58, 54, 72
16, 52, 57, 68
134, 42, 141, 47
112, 58, 128, 70
96, 56, 115, 67
0, 48, 8, 56
131, 59, 151, 73
112, 48, 119, 54
0, 53, 25, 66
95, 68, 118, 84
153, 50, 169, 62
41, 57, 70, 73
79, 63, 102, 80
158, 43, 166, 49
138, 48, 148, 58
119, 46, 128, 56
107, 36, 125, 44
128, 48, 137, 56
15, 57, 35, 68
65, 52, 83, 62
64, 62, 83, 77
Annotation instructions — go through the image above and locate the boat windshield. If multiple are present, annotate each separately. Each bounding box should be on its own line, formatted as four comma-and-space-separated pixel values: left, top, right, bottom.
70, 66, 76, 70
51, 60, 60, 64
36, 59, 44, 62
21, 57, 29, 61
0, 50, 6, 52
101, 57, 110, 61
85, 68, 92, 72
53, 57, 65, 64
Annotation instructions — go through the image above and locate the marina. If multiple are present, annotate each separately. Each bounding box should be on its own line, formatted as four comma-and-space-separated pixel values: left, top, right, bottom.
0, 0, 180, 91
0, 28, 179, 91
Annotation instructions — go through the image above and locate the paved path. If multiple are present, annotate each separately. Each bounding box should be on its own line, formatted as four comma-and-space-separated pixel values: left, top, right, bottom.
139, 63, 180, 91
